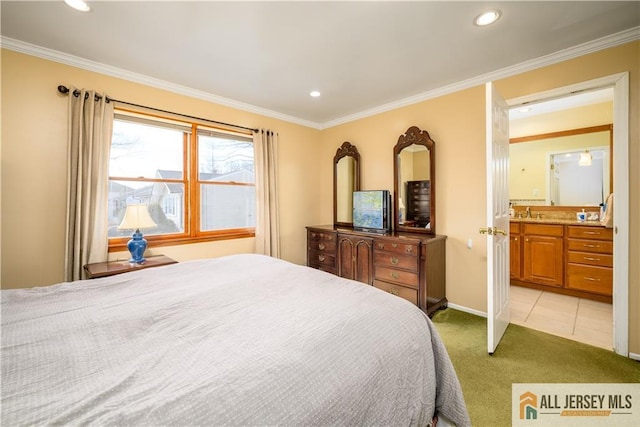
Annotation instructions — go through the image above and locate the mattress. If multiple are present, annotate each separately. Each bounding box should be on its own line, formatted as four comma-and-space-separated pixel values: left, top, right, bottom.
1, 254, 470, 426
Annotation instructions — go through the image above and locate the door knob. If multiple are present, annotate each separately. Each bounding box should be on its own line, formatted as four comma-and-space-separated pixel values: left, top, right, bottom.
493, 228, 507, 236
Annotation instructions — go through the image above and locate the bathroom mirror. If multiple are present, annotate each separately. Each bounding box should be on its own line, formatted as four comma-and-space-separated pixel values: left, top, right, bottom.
393, 126, 435, 234
334, 141, 360, 226
509, 125, 612, 206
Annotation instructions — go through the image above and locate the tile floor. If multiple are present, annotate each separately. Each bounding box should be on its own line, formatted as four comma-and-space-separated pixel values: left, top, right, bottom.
510, 285, 613, 350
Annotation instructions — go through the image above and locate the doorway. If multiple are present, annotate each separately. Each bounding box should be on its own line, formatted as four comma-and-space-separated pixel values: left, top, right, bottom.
505, 73, 629, 356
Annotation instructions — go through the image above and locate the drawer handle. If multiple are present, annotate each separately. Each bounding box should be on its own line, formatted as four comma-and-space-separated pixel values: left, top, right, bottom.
390, 272, 400, 280
584, 276, 601, 282
387, 287, 399, 296
378, 243, 385, 249
318, 255, 325, 262
327, 236, 334, 241
311, 233, 317, 238
583, 231, 598, 235
390, 256, 399, 265
318, 243, 325, 251
584, 244, 600, 248
405, 246, 413, 253
391, 243, 398, 248
584, 257, 600, 261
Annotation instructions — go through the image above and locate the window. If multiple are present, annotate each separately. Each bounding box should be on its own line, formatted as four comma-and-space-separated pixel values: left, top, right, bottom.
108, 111, 255, 251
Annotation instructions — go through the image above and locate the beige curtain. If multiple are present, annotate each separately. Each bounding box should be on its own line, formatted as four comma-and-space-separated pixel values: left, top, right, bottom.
64, 87, 114, 281
253, 129, 280, 257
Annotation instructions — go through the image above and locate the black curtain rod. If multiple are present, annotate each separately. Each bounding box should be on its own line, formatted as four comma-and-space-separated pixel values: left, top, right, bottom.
57, 85, 259, 133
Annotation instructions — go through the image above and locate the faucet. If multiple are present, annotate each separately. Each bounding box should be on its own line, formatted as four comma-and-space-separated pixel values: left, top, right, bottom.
525, 207, 531, 218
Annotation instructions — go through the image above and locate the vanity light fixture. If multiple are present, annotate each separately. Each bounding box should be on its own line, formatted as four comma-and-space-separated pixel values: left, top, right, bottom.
474, 9, 502, 26
578, 149, 593, 166
64, 0, 91, 12
310, 91, 321, 98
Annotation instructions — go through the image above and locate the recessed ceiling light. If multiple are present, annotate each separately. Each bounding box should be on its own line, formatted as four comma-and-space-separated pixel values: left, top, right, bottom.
310, 91, 321, 98
474, 9, 501, 26
64, 0, 91, 12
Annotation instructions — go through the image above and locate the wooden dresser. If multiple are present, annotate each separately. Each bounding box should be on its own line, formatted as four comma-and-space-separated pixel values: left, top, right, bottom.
307, 225, 447, 317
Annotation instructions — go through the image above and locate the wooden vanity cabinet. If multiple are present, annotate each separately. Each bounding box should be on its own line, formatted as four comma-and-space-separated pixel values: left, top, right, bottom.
522, 223, 564, 287
509, 222, 522, 280
510, 221, 613, 302
306, 225, 447, 316
338, 234, 374, 284
565, 225, 613, 296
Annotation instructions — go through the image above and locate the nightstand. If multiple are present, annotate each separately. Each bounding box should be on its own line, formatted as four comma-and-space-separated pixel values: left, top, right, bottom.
83, 255, 178, 279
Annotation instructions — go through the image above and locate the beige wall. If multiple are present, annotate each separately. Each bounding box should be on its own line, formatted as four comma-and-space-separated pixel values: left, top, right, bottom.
2, 41, 638, 353
1, 50, 322, 288
320, 41, 639, 354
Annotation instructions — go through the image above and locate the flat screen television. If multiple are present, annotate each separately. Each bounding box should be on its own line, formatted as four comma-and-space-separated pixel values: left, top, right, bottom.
352, 190, 391, 234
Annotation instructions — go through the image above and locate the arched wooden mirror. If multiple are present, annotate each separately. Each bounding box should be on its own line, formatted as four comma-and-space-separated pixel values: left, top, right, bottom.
394, 126, 436, 234
334, 141, 360, 226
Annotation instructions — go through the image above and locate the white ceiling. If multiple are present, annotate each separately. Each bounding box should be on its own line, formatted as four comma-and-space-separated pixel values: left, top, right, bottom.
1, 1, 639, 128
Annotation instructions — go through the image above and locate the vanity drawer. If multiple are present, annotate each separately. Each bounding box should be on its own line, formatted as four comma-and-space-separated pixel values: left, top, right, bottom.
374, 266, 419, 288
567, 226, 612, 241
373, 280, 418, 305
523, 223, 564, 237
567, 251, 613, 268
374, 252, 418, 271
566, 264, 612, 296
374, 240, 419, 256
567, 239, 613, 254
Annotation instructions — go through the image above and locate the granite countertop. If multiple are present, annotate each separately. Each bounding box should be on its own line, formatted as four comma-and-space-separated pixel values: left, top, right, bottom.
510, 217, 604, 227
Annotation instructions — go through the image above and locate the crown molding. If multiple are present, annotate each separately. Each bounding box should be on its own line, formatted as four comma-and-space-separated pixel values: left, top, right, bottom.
2, 25, 638, 131
0, 36, 323, 130
321, 26, 639, 129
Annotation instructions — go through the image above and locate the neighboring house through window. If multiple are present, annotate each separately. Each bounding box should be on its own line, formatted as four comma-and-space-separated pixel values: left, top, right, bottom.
108, 110, 255, 251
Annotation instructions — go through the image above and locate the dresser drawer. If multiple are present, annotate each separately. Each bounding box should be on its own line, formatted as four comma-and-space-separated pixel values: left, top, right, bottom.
567, 226, 613, 241
567, 251, 613, 268
374, 266, 419, 288
374, 251, 418, 271
307, 239, 336, 253
307, 230, 337, 243
308, 251, 336, 270
566, 264, 612, 296
374, 240, 419, 256
567, 239, 613, 254
373, 280, 418, 305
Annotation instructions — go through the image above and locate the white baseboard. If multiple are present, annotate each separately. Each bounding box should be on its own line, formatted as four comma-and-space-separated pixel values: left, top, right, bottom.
629, 352, 640, 361
445, 303, 487, 318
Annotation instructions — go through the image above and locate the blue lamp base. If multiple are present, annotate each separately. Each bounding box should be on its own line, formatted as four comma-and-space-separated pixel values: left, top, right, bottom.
126, 229, 148, 264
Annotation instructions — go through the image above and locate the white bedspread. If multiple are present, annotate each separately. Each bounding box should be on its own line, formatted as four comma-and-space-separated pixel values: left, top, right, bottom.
1, 254, 469, 426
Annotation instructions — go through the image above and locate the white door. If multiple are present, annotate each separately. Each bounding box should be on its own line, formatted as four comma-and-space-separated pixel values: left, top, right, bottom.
485, 82, 510, 354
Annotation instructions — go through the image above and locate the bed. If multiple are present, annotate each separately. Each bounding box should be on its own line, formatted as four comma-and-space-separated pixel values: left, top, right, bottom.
1, 254, 470, 426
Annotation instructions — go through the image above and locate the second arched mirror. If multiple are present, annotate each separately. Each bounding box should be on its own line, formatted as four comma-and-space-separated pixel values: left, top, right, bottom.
394, 126, 435, 234
334, 141, 360, 226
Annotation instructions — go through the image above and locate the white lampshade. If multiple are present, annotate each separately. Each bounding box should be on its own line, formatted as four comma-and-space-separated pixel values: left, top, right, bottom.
118, 204, 157, 230
578, 150, 592, 166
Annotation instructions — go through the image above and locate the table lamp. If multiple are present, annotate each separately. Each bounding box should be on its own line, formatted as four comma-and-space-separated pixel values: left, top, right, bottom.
118, 204, 157, 264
